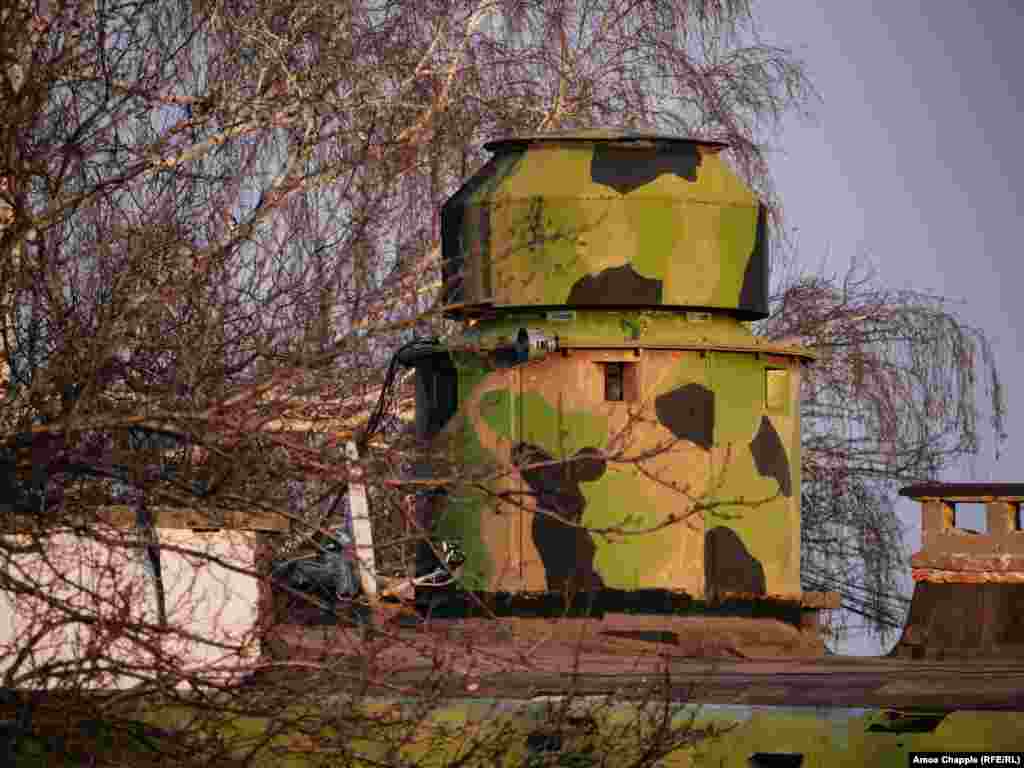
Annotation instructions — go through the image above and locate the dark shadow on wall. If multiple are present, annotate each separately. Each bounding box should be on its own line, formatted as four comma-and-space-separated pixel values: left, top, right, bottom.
738, 202, 769, 315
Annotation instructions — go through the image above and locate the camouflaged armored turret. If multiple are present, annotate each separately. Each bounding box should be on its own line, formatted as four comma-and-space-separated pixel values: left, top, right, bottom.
416, 129, 815, 606
441, 128, 767, 318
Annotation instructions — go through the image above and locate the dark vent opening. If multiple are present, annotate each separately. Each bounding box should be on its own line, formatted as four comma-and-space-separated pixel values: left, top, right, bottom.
604, 362, 624, 401
525, 731, 563, 754
602, 361, 638, 402
748, 754, 804, 768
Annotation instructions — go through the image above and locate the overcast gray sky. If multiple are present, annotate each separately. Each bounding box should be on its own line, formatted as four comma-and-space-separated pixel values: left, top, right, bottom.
756, 1, 1024, 654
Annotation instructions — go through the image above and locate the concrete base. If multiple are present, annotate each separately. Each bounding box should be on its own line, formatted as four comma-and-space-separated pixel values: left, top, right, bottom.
249, 620, 1024, 709
890, 582, 1024, 659
260, 585, 837, 661
263, 612, 828, 670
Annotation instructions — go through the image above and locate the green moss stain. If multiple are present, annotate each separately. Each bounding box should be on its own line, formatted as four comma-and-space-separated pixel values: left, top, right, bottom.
619, 316, 642, 340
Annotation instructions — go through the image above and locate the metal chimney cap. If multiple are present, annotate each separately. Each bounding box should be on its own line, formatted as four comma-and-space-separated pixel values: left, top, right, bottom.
483, 127, 729, 153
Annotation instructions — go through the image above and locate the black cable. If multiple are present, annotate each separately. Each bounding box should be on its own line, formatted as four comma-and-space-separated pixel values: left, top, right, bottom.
358, 336, 441, 451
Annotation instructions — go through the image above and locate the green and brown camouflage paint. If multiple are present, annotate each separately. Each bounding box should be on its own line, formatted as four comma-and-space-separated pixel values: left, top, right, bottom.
441, 129, 767, 318
433, 130, 814, 604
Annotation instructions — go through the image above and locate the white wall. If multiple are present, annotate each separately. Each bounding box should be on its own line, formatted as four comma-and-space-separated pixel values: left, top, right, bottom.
0, 528, 262, 689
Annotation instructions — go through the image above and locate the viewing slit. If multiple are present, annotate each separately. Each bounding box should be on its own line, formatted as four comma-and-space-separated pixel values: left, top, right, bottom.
605, 362, 625, 401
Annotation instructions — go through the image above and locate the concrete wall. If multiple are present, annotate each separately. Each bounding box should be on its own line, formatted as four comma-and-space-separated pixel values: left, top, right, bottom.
0, 529, 261, 689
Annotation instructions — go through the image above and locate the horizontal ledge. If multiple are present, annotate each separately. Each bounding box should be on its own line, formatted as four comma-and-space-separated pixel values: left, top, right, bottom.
911, 569, 1024, 584
919, 533, 1024, 556
444, 339, 815, 360
900, 482, 1024, 501
925, 530, 1024, 536
798, 591, 842, 609
914, 497, 1024, 503
557, 342, 815, 359
712, 590, 841, 609
911, 552, 1024, 571
445, 589, 840, 610
1, 505, 290, 532
444, 302, 771, 323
